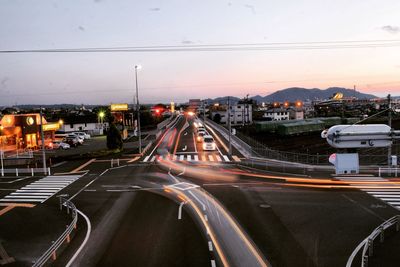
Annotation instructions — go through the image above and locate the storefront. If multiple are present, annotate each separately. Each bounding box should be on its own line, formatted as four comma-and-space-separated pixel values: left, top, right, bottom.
0, 114, 60, 151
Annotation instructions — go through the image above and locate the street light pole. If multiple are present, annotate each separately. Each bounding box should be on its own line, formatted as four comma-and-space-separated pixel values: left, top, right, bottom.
228, 96, 232, 155
135, 65, 142, 154
0, 127, 4, 176
388, 94, 392, 167
203, 100, 206, 128
39, 107, 47, 175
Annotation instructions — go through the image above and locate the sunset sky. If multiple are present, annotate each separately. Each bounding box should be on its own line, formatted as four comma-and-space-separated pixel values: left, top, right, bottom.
1, 0, 400, 105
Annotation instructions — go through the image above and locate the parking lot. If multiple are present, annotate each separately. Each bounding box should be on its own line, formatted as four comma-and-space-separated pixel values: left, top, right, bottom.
51, 136, 107, 157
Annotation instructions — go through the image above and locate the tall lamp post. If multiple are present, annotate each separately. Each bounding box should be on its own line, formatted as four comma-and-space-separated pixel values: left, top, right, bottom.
135, 65, 142, 154
39, 107, 47, 175
0, 125, 4, 177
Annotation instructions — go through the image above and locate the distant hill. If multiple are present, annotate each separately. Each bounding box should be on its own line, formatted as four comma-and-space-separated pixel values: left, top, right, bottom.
204, 96, 241, 104
204, 87, 377, 104
255, 87, 376, 102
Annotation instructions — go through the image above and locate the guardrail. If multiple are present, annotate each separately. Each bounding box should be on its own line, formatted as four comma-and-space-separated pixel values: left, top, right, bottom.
32, 196, 78, 267
1, 167, 51, 177
346, 215, 400, 267
378, 167, 400, 177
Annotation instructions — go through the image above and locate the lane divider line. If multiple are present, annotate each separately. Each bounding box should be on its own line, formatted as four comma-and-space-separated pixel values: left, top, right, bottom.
71, 159, 96, 173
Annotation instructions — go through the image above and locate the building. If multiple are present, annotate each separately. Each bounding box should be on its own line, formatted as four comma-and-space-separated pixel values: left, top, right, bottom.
288, 108, 304, 120
0, 114, 60, 151
263, 108, 290, 121
58, 115, 108, 135
210, 103, 253, 125
188, 99, 202, 111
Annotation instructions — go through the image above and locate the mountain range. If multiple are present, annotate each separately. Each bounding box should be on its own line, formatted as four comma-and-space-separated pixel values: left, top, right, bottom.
206, 87, 378, 104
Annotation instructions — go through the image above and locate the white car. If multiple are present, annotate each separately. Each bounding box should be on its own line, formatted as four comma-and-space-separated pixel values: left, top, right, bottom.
73, 132, 91, 140
53, 140, 70, 150
67, 134, 84, 145
202, 135, 216, 151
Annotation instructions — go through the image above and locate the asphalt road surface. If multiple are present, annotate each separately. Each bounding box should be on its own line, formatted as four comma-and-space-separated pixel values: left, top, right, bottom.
1, 113, 400, 267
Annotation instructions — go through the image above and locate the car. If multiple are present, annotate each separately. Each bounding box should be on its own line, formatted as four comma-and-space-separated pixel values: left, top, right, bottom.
65, 134, 80, 147
202, 135, 216, 151
196, 131, 206, 142
69, 133, 84, 145
197, 126, 206, 133
52, 140, 70, 150
73, 132, 91, 140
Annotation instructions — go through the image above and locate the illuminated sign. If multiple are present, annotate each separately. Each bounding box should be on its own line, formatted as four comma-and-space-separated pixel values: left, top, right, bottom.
42, 123, 60, 131
26, 117, 35, 125
111, 103, 129, 112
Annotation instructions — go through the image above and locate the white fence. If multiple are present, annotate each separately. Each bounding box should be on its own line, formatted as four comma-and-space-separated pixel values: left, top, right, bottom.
1, 167, 51, 177
378, 167, 400, 177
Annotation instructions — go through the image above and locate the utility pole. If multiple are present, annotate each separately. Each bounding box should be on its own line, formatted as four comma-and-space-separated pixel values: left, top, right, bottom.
228, 96, 232, 155
203, 100, 206, 128
135, 65, 142, 154
388, 94, 392, 167
39, 107, 47, 175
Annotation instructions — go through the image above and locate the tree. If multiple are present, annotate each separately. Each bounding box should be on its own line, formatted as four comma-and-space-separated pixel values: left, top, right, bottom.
213, 113, 221, 124
107, 123, 123, 150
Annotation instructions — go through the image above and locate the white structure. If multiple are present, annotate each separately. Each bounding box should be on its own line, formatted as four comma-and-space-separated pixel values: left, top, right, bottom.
60, 121, 109, 136
211, 103, 252, 125
288, 108, 304, 120
263, 108, 289, 121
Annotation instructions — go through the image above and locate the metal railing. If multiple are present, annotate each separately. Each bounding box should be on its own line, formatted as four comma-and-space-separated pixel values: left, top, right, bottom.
32, 197, 78, 267
1, 167, 51, 177
347, 215, 400, 267
378, 167, 400, 177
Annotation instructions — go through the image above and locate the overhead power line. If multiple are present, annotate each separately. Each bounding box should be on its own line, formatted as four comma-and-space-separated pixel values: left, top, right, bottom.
1, 39, 400, 53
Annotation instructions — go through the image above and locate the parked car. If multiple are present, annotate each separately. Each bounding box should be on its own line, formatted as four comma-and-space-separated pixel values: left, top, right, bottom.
73, 132, 91, 140
69, 133, 84, 145
202, 135, 216, 151
52, 140, 70, 150
65, 134, 80, 147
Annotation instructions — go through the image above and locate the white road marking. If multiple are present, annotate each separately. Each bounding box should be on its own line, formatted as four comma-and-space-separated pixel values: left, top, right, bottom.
215, 155, 222, 162
173, 155, 177, 161
150, 156, 156, 162
208, 155, 214, 162
0, 175, 83, 204
232, 155, 241, 162
194, 155, 199, 161
204, 214, 208, 221
211, 260, 216, 267
189, 190, 206, 211
222, 155, 230, 162
208, 241, 213, 251
143, 155, 150, 162
179, 155, 184, 161
187, 155, 192, 161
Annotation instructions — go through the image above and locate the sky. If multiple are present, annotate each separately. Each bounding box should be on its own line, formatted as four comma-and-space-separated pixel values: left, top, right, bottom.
1, 0, 400, 105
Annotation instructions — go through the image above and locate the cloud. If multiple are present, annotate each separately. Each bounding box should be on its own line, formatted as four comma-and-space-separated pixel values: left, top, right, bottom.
78, 26, 85, 31
182, 40, 194, 44
1, 77, 9, 87
149, 7, 160, 11
381, 25, 400, 34
244, 4, 256, 14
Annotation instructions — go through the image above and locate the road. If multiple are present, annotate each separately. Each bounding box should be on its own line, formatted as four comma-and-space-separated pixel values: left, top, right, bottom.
1, 113, 400, 267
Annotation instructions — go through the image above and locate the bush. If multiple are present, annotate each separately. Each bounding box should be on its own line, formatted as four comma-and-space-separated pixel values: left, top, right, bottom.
107, 123, 123, 150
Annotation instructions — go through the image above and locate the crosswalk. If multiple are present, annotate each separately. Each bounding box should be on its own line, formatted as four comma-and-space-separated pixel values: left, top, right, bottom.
0, 175, 82, 204
142, 154, 241, 163
337, 176, 400, 210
